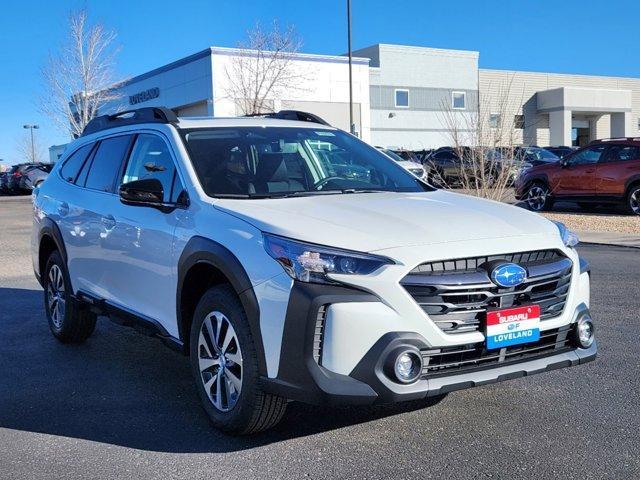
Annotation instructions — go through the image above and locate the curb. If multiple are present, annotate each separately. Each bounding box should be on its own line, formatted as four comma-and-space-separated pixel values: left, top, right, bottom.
579, 241, 640, 250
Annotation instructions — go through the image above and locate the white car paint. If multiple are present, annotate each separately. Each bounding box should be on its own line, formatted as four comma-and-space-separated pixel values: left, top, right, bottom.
32, 115, 591, 390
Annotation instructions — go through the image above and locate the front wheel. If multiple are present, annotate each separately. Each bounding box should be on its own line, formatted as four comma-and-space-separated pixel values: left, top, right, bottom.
627, 184, 640, 215
189, 285, 287, 435
525, 183, 553, 212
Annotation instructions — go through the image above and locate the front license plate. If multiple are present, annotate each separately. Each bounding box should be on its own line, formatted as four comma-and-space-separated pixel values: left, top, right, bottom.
486, 305, 541, 350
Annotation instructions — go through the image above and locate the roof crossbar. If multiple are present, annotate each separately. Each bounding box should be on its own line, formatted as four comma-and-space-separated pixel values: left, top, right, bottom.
81, 107, 179, 137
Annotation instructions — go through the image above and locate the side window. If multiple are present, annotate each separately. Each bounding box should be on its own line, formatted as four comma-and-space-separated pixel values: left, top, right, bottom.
121, 134, 180, 203
602, 145, 639, 163
84, 136, 132, 192
568, 145, 605, 166
59, 143, 94, 183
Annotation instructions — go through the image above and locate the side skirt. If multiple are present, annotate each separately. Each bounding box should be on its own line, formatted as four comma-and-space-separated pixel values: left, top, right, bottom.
76, 290, 185, 353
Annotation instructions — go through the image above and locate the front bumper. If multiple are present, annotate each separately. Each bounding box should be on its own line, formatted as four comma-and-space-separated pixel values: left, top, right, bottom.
261, 281, 597, 406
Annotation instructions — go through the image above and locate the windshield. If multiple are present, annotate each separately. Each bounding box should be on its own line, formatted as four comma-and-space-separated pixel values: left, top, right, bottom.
180, 127, 431, 198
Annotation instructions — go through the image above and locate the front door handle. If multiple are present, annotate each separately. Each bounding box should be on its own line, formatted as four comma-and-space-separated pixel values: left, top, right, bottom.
101, 214, 116, 229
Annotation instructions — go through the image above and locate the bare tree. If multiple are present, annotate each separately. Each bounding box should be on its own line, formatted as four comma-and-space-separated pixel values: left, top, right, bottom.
224, 21, 306, 115
40, 9, 123, 138
430, 76, 529, 201
16, 134, 46, 163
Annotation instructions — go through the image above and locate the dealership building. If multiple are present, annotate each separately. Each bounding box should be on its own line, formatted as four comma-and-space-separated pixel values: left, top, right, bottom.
96, 43, 640, 150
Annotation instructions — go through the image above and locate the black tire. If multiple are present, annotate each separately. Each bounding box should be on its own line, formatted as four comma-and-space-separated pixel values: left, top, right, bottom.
190, 285, 287, 435
525, 182, 553, 212
626, 184, 640, 216
43, 251, 97, 343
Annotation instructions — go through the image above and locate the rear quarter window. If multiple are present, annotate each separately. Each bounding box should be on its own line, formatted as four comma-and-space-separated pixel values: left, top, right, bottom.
59, 143, 95, 183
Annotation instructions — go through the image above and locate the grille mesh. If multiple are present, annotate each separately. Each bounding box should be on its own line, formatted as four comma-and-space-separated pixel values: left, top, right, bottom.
421, 326, 573, 378
402, 250, 572, 334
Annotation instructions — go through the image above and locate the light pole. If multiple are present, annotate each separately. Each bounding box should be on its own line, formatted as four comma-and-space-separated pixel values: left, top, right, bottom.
347, 0, 355, 136
23, 124, 39, 163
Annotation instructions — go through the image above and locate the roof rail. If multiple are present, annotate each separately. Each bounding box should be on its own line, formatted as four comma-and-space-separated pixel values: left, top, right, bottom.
589, 137, 640, 144
244, 110, 331, 126
81, 107, 179, 137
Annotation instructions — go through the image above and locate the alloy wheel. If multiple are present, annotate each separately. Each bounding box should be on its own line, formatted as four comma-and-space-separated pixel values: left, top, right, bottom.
630, 188, 640, 215
526, 185, 548, 211
46, 264, 66, 328
198, 311, 243, 412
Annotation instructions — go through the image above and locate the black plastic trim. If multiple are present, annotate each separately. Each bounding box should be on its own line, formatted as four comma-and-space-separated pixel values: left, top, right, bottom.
76, 290, 183, 352
82, 107, 179, 137
624, 175, 640, 194
516, 173, 550, 199
36, 218, 69, 287
260, 281, 379, 405
579, 256, 590, 275
176, 236, 265, 371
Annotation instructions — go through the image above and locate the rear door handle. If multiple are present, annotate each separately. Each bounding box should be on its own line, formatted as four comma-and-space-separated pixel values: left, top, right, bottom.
58, 202, 69, 217
101, 214, 116, 229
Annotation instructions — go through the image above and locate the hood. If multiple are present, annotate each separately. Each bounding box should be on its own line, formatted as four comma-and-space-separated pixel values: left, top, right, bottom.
214, 190, 559, 252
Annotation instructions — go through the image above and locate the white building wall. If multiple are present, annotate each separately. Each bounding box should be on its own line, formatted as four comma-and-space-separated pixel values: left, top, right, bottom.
100, 50, 214, 116
357, 44, 480, 149
210, 48, 371, 142
480, 69, 640, 146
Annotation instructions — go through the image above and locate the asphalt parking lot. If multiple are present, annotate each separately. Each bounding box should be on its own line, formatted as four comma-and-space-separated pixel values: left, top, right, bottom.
1, 196, 639, 479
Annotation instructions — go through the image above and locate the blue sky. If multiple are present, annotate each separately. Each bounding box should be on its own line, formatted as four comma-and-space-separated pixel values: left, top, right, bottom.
1, 0, 639, 165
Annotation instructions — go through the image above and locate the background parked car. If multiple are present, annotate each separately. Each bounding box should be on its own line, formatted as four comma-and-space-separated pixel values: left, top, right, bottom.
391, 149, 422, 163
516, 138, 640, 215
376, 147, 427, 180
543, 146, 575, 158
18, 163, 53, 192
1, 163, 53, 195
1, 164, 27, 194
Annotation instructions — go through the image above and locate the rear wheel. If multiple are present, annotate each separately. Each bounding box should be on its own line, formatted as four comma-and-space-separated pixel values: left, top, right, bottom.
626, 184, 640, 215
190, 285, 287, 435
44, 251, 97, 343
525, 182, 553, 212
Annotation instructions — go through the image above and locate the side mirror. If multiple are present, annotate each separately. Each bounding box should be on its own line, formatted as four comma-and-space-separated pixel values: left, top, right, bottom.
119, 178, 189, 212
119, 178, 165, 206
560, 158, 569, 168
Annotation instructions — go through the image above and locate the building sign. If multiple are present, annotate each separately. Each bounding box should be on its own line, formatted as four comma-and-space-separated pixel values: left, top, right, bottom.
129, 87, 160, 105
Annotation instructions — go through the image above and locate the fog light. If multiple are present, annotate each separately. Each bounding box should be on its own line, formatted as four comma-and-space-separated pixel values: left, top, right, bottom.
576, 317, 595, 348
394, 350, 422, 384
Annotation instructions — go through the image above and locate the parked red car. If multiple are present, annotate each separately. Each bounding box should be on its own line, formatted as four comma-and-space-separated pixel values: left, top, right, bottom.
516, 138, 640, 215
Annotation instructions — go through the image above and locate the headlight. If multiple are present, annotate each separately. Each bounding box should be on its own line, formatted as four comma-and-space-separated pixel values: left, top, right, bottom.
263, 233, 393, 284
552, 221, 579, 248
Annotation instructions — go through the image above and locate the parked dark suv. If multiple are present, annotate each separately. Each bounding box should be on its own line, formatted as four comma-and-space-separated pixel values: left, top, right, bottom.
516, 138, 640, 215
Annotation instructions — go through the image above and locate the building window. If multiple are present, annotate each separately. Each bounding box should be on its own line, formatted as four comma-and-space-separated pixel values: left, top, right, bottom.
515, 115, 525, 129
452, 91, 466, 110
395, 89, 409, 108
489, 114, 501, 129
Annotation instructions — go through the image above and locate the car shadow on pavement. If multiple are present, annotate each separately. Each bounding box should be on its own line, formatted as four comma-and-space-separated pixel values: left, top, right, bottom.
0, 287, 442, 453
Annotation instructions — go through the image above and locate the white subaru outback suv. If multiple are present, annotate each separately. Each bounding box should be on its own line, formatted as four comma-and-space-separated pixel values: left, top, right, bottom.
32, 107, 596, 434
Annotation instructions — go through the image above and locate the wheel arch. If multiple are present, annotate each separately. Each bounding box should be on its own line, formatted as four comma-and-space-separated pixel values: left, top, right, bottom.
624, 175, 640, 196
177, 236, 265, 373
37, 218, 68, 288
523, 173, 550, 191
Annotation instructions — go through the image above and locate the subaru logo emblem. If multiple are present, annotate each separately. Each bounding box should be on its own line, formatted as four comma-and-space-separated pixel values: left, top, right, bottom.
491, 263, 527, 288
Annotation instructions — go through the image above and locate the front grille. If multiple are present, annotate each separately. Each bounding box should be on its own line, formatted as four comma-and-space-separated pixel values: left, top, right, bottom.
401, 250, 572, 334
421, 326, 573, 378
313, 305, 327, 364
